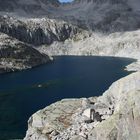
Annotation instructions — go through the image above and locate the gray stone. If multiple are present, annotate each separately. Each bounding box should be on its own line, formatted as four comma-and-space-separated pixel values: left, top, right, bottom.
24, 72, 140, 140
0, 32, 50, 73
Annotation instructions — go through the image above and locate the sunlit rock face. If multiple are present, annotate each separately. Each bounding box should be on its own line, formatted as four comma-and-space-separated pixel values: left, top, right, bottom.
24, 72, 140, 140
0, 15, 81, 46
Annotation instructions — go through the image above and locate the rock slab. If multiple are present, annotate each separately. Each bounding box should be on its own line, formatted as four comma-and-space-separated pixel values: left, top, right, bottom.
24, 72, 140, 140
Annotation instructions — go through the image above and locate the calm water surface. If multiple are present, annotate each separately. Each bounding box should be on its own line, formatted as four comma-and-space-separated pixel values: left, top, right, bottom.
0, 56, 134, 139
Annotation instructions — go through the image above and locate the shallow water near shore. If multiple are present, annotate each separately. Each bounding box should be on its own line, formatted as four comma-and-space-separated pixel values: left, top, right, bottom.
0, 56, 135, 139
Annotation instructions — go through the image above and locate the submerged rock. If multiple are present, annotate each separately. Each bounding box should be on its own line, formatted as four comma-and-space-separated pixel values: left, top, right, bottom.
24, 72, 140, 140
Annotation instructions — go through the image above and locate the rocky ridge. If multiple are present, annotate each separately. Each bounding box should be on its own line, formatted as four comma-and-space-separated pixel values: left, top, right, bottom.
1, 0, 140, 32
0, 15, 87, 46
39, 29, 140, 59
0, 0, 60, 15
0, 32, 50, 73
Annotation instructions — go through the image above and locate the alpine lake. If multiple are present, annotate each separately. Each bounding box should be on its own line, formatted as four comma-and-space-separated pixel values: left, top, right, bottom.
0, 56, 135, 139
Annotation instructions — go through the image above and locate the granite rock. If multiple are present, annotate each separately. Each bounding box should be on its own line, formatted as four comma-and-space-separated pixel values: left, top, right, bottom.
0, 32, 50, 73
24, 72, 140, 140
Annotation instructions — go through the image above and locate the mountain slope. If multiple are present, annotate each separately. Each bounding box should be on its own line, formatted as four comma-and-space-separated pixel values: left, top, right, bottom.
55, 0, 140, 32
0, 0, 140, 70
0, 15, 83, 46
0, 32, 50, 73
0, 0, 140, 33
0, 0, 60, 15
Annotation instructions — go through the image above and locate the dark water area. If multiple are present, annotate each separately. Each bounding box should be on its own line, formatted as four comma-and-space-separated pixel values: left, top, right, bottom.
0, 56, 135, 139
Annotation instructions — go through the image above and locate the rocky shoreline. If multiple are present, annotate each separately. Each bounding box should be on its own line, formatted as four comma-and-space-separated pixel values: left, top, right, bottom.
23, 28, 140, 140
24, 70, 140, 140
0, 0, 140, 139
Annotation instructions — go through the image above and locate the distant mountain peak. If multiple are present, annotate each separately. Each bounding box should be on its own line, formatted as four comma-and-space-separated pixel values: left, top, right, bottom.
0, 0, 60, 12
0, 0, 140, 33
